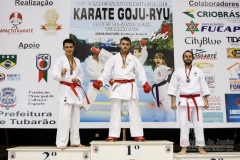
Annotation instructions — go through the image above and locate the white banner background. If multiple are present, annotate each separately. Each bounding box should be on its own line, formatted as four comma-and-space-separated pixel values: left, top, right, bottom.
0, 0, 240, 128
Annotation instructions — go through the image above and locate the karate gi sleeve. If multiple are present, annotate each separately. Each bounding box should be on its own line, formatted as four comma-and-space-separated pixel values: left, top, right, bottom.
98, 57, 113, 84
75, 59, 84, 84
135, 57, 147, 85
167, 70, 179, 96
52, 58, 66, 82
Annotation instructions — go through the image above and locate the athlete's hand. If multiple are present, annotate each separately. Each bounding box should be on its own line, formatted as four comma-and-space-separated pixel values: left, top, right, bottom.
171, 103, 177, 110
61, 68, 67, 76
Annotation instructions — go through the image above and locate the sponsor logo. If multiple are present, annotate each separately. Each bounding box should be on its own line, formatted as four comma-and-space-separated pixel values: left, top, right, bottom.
227, 48, 240, 59
227, 37, 240, 46
225, 94, 240, 122
186, 20, 199, 34
185, 37, 221, 47
7, 74, 21, 81
197, 11, 240, 18
18, 42, 40, 49
201, 23, 240, 32
0, 87, 17, 110
205, 75, 215, 88
41, 9, 62, 34
36, 54, 51, 82
0, 12, 33, 35
15, 0, 54, 6
235, 97, 240, 107
183, 9, 195, 18
194, 62, 214, 69
191, 49, 217, 60
0, 73, 5, 82
208, 95, 222, 111
0, 55, 17, 70
0, 74, 20, 82
227, 62, 240, 92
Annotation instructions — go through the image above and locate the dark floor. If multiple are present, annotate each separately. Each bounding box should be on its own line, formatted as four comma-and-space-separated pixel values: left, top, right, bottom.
0, 128, 240, 160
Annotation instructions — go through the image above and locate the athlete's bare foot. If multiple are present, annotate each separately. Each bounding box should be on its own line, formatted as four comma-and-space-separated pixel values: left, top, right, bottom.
178, 147, 187, 155
57, 146, 66, 150
198, 147, 207, 154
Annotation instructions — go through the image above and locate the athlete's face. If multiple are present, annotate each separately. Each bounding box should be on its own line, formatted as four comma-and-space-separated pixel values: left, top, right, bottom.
183, 51, 193, 65
63, 43, 74, 57
120, 40, 131, 54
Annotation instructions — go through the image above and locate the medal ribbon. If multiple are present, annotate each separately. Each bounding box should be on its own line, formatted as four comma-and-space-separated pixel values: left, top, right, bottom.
185, 65, 192, 82
121, 53, 127, 68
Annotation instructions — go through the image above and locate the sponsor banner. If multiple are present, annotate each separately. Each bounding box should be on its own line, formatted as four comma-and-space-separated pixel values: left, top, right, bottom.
0, 0, 240, 128
225, 94, 240, 122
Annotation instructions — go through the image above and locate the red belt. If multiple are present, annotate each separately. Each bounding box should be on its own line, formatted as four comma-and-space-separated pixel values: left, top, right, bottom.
60, 81, 90, 104
180, 94, 200, 121
112, 79, 135, 99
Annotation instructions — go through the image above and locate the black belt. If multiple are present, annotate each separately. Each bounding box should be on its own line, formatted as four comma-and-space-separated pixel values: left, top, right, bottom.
151, 80, 167, 107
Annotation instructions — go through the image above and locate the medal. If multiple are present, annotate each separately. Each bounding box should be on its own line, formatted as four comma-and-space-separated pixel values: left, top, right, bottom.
121, 53, 127, 69
185, 65, 192, 83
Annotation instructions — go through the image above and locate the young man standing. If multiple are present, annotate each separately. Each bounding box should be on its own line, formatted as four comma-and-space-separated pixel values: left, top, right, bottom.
167, 50, 210, 154
93, 37, 151, 141
52, 39, 85, 149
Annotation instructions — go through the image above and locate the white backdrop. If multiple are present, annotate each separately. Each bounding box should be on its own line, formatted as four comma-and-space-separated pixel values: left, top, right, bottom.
0, 0, 240, 128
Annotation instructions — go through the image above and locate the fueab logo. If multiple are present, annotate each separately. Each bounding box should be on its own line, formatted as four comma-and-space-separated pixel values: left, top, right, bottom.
0, 55, 17, 70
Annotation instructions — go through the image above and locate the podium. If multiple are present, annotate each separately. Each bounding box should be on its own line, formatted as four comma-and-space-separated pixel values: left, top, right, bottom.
174, 152, 240, 160
90, 140, 173, 160
7, 143, 240, 160
7, 146, 91, 160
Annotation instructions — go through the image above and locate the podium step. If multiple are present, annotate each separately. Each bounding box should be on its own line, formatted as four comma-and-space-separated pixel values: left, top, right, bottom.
174, 152, 240, 160
90, 140, 173, 160
7, 146, 91, 160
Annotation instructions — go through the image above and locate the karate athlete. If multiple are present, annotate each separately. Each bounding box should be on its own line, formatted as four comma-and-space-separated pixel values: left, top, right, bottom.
83, 41, 148, 111
152, 53, 175, 122
92, 37, 151, 142
82, 47, 112, 110
167, 50, 210, 154
52, 39, 86, 150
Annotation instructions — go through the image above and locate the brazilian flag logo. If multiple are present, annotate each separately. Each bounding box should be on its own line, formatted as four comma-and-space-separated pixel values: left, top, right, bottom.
0, 55, 17, 70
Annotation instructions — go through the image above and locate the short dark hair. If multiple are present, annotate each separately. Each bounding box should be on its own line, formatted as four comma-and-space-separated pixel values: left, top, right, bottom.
182, 50, 194, 59
120, 37, 131, 45
63, 39, 74, 48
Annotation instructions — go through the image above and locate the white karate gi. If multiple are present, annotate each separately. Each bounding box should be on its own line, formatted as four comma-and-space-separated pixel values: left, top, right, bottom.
52, 56, 84, 147
152, 65, 175, 122
98, 52, 148, 138
167, 66, 210, 147
83, 55, 111, 110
